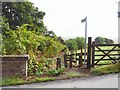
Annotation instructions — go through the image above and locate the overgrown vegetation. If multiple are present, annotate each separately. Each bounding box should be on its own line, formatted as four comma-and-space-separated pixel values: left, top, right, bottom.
91, 63, 120, 75
47, 67, 65, 76
1, 2, 67, 76
1, 1, 119, 87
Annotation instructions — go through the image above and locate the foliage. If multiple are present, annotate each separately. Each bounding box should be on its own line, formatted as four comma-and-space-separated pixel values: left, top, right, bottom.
65, 37, 85, 52
57, 36, 65, 44
1, 24, 66, 76
65, 39, 78, 51
2, 2, 45, 31
91, 63, 120, 75
2, 24, 39, 55
57, 67, 65, 74
2, 2, 61, 40
75, 37, 85, 50
95, 36, 114, 44
104, 38, 114, 44
2, 24, 66, 55
95, 36, 106, 44
1, 1, 67, 76
47, 67, 65, 76
1, 16, 10, 36
47, 69, 59, 76
28, 56, 56, 76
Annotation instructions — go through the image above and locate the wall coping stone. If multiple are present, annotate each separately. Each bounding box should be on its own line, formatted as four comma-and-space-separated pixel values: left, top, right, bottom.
0, 55, 29, 61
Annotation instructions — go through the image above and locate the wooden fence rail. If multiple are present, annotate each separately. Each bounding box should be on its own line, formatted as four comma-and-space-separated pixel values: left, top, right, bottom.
87, 37, 120, 67
56, 37, 120, 69
63, 52, 86, 68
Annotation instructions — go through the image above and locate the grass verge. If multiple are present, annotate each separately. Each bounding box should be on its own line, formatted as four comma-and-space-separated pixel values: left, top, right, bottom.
66, 72, 80, 77
65, 72, 88, 78
1, 71, 88, 86
1, 77, 24, 86
91, 63, 120, 75
1, 76, 55, 86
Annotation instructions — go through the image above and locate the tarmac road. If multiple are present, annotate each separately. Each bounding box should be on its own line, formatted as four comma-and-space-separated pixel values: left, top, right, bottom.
3, 73, 119, 88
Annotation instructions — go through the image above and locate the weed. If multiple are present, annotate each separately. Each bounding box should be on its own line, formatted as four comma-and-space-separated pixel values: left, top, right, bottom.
47, 67, 65, 76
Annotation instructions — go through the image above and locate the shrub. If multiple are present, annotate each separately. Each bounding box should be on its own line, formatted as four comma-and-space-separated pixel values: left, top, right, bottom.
47, 69, 59, 76
2, 24, 67, 76
28, 56, 56, 76
47, 67, 65, 76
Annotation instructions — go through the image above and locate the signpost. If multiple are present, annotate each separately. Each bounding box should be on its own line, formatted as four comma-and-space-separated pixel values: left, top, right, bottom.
81, 16, 87, 66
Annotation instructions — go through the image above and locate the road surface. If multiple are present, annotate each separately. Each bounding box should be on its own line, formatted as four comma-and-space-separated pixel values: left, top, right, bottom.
3, 73, 119, 88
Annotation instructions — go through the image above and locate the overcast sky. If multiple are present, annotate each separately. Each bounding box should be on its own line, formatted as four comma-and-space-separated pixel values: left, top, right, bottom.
30, 0, 119, 40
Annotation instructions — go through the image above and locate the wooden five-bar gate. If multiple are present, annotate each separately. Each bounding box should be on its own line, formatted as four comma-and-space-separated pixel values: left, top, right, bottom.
56, 37, 120, 69
88, 37, 120, 69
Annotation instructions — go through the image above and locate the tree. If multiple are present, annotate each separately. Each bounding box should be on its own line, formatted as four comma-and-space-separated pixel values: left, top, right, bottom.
95, 37, 106, 44
1, 16, 10, 36
1, 1, 68, 76
2, 2, 61, 41
104, 38, 114, 44
44, 31, 56, 38
75, 37, 85, 50
109, 39, 114, 44
57, 36, 65, 44
2, 2, 46, 33
65, 39, 78, 51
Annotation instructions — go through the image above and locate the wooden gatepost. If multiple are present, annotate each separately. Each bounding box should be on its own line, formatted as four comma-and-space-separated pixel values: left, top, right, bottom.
87, 37, 92, 69
64, 54, 68, 68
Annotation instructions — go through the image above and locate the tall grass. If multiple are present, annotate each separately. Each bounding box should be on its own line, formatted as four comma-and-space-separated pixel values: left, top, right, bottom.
91, 63, 120, 75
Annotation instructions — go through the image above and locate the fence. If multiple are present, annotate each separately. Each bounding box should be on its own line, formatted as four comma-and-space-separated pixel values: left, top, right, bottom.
56, 48, 88, 69
63, 53, 83, 68
56, 37, 120, 69
91, 42, 120, 66
87, 37, 120, 68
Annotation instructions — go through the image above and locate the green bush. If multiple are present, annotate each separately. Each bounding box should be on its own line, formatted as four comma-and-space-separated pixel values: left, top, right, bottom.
57, 67, 65, 74
28, 56, 57, 76
47, 67, 65, 76
47, 69, 59, 76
